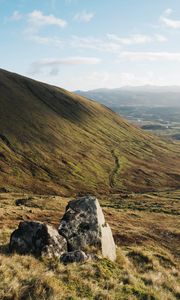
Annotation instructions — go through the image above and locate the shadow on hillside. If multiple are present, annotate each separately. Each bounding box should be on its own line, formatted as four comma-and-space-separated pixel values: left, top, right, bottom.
0, 70, 94, 153
24, 79, 92, 124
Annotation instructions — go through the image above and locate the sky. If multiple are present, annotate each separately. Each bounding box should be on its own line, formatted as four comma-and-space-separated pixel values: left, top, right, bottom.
1, 0, 180, 90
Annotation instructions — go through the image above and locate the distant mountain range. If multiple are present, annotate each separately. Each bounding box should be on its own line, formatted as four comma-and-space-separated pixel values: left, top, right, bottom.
75, 86, 180, 107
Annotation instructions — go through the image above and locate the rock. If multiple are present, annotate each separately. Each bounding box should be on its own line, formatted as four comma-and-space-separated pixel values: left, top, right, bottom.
60, 250, 88, 264
15, 198, 28, 206
0, 187, 7, 193
9, 221, 67, 257
101, 222, 117, 261
58, 196, 116, 261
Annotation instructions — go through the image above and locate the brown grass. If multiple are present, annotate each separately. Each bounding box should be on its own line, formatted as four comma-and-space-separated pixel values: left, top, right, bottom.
0, 191, 179, 299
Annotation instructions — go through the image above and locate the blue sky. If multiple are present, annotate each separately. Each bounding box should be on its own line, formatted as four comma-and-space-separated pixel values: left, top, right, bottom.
1, 0, 180, 90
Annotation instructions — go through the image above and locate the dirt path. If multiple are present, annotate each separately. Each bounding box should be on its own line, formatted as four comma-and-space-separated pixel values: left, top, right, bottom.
109, 149, 121, 188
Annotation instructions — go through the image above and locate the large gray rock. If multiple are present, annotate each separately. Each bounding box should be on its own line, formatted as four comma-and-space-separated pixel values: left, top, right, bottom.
58, 196, 116, 261
9, 221, 67, 258
60, 250, 88, 264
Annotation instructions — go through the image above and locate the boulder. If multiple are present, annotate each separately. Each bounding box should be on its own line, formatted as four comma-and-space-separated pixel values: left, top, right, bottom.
58, 196, 116, 261
60, 250, 88, 264
9, 221, 67, 257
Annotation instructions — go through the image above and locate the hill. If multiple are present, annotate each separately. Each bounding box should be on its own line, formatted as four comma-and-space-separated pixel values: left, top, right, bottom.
75, 86, 180, 107
0, 69, 180, 195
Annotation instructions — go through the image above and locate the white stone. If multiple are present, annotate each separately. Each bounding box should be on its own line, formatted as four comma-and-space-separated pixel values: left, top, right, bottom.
58, 196, 116, 261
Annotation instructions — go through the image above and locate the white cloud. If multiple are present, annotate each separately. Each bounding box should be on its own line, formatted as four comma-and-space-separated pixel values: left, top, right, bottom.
160, 8, 180, 29
9, 10, 23, 21
27, 34, 123, 52
161, 17, 180, 29
154, 34, 167, 42
163, 8, 173, 16
84, 71, 142, 89
68, 33, 167, 54
74, 11, 94, 22
107, 33, 152, 45
27, 32, 167, 55
27, 10, 67, 30
29, 34, 64, 47
9, 10, 67, 29
29, 35, 52, 45
37, 57, 101, 66
118, 51, 180, 62
72, 70, 174, 90
23, 10, 67, 43
107, 33, 167, 45
32, 70, 167, 91
30, 56, 101, 74
70, 36, 122, 52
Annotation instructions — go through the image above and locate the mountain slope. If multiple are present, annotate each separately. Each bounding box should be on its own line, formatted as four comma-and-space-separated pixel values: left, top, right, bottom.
0, 69, 179, 195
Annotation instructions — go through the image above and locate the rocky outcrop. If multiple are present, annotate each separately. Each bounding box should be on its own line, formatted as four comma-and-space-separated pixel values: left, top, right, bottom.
9, 221, 67, 258
60, 250, 88, 264
9, 196, 116, 262
58, 196, 116, 261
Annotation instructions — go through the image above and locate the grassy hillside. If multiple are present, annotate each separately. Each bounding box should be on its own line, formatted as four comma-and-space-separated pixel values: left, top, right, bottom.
0, 191, 179, 299
0, 68, 180, 195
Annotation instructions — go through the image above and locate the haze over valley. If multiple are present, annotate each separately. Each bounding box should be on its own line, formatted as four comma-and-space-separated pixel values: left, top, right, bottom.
76, 87, 180, 140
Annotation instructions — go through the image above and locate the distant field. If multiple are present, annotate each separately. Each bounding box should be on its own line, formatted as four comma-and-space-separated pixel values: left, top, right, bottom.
110, 106, 180, 140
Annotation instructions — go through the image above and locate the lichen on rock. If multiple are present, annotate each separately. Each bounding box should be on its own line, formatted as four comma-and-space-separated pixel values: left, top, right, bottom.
9, 221, 67, 258
59, 196, 116, 261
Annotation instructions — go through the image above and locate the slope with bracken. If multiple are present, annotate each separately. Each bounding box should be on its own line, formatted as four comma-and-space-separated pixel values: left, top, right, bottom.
0, 68, 179, 195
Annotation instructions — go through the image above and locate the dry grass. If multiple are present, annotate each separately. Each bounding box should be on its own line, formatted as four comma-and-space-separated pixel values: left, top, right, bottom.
0, 191, 179, 299
0, 248, 179, 300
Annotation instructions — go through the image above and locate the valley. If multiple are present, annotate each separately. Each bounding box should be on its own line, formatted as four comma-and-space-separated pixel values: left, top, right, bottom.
110, 106, 180, 140
76, 88, 180, 140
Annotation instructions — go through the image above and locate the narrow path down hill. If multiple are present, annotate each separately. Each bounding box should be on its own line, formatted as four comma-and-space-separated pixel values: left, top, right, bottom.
109, 149, 121, 188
